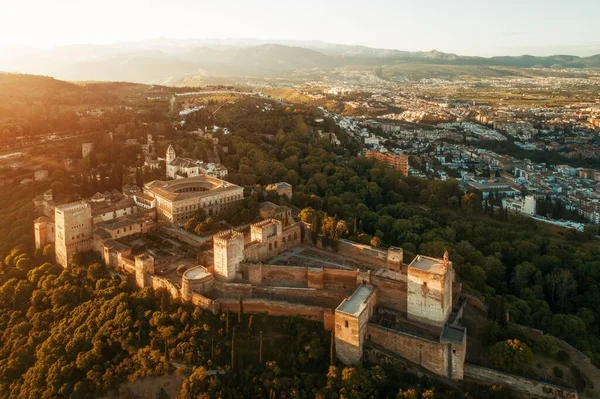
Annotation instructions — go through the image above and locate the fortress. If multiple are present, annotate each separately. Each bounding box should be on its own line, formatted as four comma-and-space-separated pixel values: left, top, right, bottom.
130, 216, 467, 380
33, 173, 467, 380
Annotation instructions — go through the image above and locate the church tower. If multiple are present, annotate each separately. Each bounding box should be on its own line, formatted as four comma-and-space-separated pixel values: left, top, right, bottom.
166, 144, 176, 164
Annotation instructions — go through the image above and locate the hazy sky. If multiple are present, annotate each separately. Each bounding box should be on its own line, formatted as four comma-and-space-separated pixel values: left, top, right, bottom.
3, 0, 600, 56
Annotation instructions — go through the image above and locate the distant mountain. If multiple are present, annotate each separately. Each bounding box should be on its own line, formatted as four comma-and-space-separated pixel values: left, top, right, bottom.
1, 38, 599, 84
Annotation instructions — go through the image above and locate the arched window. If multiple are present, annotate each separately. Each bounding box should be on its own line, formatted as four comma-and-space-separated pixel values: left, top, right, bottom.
269, 243, 272, 251
274, 241, 278, 249
293, 232, 298, 240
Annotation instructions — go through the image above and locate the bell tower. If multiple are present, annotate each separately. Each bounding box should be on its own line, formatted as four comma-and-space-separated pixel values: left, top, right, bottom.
166, 144, 176, 164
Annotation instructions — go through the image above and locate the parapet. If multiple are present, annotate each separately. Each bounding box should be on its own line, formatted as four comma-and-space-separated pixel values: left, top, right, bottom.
250, 219, 282, 242
214, 230, 244, 243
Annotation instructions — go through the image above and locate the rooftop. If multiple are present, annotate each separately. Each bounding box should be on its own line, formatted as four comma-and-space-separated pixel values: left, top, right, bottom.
144, 175, 241, 202
183, 266, 211, 280
408, 254, 448, 275
337, 284, 374, 316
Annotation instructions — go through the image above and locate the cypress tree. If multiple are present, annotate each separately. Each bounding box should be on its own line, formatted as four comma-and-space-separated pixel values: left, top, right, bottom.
238, 294, 243, 325
330, 330, 335, 365
259, 330, 263, 364
231, 325, 237, 369
226, 310, 230, 336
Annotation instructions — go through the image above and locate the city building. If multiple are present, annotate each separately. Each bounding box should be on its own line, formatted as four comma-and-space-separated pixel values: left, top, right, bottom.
502, 195, 537, 216
366, 150, 409, 177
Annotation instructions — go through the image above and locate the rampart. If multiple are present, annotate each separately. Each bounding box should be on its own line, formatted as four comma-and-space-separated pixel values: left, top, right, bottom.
464, 364, 578, 399
149, 275, 180, 299
366, 323, 465, 380
244, 263, 359, 291
370, 273, 407, 313
189, 292, 335, 330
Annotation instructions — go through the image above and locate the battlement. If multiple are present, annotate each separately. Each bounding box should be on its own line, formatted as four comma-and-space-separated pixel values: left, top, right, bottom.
250, 219, 282, 243
56, 201, 90, 213
214, 230, 244, 243
251, 219, 280, 228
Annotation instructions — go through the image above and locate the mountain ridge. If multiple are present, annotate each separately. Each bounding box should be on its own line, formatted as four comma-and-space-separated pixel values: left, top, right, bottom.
1, 38, 599, 84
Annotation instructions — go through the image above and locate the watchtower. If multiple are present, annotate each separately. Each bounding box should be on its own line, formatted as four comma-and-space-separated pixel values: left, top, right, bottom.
135, 253, 155, 288
213, 230, 244, 281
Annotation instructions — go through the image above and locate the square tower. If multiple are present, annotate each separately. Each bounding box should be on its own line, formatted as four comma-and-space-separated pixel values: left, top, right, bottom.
386, 246, 403, 271
55, 202, 93, 268
335, 283, 377, 365
406, 252, 453, 327
135, 254, 155, 288
213, 230, 244, 281
34, 216, 55, 250
250, 219, 282, 243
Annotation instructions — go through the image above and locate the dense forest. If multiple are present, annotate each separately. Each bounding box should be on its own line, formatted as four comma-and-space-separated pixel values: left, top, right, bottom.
0, 249, 507, 398
0, 76, 599, 397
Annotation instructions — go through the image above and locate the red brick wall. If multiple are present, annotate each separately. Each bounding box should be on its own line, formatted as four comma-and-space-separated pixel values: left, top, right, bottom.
367, 323, 447, 377
323, 269, 358, 290
371, 275, 407, 313
216, 298, 328, 323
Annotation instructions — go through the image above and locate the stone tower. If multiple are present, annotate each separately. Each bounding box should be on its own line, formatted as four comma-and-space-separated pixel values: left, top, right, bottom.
54, 202, 93, 268
82, 142, 94, 159
34, 216, 55, 250
386, 246, 404, 271
166, 144, 176, 164
135, 254, 155, 288
213, 230, 244, 281
406, 254, 454, 327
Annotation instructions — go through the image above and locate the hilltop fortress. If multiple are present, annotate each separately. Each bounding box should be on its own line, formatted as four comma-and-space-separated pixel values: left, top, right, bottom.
32, 147, 467, 380
132, 215, 467, 380
34, 182, 466, 380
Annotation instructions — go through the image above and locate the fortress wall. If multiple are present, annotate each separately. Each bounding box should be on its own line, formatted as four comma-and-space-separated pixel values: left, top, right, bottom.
159, 225, 207, 247
367, 323, 447, 378
337, 239, 388, 269
307, 268, 324, 288
464, 364, 578, 399
244, 264, 357, 291
371, 275, 408, 313
191, 292, 217, 313
214, 281, 254, 298
252, 264, 308, 288
324, 311, 335, 331
217, 298, 328, 324
253, 286, 350, 309
323, 269, 358, 290
150, 276, 181, 300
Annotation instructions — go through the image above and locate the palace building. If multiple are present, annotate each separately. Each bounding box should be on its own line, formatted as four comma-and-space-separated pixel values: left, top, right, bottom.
142, 176, 244, 226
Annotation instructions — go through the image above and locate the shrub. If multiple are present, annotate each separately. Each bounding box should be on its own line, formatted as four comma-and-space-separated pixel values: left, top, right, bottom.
535, 335, 559, 358
553, 366, 563, 379
556, 350, 571, 363
488, 339, 534, 374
